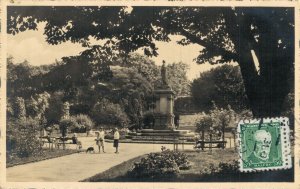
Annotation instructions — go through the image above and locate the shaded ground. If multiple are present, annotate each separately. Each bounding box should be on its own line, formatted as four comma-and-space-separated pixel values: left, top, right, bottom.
83, 149, 294, 182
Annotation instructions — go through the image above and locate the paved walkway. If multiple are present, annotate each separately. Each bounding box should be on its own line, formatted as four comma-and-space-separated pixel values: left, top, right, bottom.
7, 138, 194, 182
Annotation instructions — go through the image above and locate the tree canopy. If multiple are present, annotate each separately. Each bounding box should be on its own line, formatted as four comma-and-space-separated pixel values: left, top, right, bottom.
8, 6, 294, 117
191, 64, 248, 112
7, 51, 190, 129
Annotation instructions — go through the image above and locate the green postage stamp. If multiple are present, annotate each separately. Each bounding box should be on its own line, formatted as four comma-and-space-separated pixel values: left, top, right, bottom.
237, 117, 292, 172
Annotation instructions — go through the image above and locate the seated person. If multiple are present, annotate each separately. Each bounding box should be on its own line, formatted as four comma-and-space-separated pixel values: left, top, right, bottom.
72, 133, 78, 144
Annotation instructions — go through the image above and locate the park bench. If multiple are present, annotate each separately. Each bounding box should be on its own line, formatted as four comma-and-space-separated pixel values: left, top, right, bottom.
194, 140, 227, 150
55, 137, 80, 149
39, 136, 80, 149
39, 136, 57, 149
173, 139, 187, 151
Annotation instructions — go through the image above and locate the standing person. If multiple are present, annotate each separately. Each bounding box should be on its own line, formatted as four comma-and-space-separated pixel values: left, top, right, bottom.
113, 128, 120, 154
99, 127, 105, 153
95, 132, 101, 153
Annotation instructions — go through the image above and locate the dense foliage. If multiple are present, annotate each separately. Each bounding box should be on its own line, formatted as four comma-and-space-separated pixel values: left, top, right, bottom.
191, 64, 248, 112
91, 98, 129, 128
7, 118, 42, 158
200, 160, 239, 176
72, 114, 94, 132
196, 104, 252, 140
59, 114, 94, 134
7, 53, 190, 131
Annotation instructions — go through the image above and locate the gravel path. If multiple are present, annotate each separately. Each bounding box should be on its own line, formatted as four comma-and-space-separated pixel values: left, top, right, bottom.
7, 137, 194, 182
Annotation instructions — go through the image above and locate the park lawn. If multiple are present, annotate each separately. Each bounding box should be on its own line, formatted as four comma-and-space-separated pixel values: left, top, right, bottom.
82, 148, 294, 182
82, 148, 237, 182
181, 148, 237, 175
7, 148, 78, 168
178, 149, 294, 182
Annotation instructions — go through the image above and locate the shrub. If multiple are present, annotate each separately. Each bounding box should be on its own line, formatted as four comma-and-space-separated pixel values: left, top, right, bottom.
73, 114, 94, 132
218, 160, 239, 173
7, 118, 42, 158
200, 163, 220, 175
200, 160, 239, 176
91, 98, 129, 128
128, 150, 190, 178
59, 114, 95, 134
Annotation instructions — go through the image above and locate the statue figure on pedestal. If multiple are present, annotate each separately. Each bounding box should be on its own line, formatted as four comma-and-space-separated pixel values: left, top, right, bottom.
62, 102, 70, 119
161, 60, 168, 87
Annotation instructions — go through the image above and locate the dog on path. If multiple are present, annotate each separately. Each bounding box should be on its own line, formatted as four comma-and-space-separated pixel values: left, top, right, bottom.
86, 147, 95, 153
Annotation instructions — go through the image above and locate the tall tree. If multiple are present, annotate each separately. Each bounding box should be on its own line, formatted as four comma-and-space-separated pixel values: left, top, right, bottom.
7, 57, 35, 98
8, 7, 294, 117
114, 53, 160, 85
165, 62, 190, 97
191, 64, 248, 112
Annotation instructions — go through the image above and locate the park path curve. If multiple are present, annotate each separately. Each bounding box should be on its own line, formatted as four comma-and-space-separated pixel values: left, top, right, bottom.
7, 139, 194, 182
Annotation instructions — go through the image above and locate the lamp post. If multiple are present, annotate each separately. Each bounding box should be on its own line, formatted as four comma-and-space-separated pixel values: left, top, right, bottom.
208, 127, 213, 155
231, 128, 237, 149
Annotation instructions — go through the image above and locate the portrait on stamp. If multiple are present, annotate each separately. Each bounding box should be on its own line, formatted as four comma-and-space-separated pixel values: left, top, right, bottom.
249, 130, 273, 163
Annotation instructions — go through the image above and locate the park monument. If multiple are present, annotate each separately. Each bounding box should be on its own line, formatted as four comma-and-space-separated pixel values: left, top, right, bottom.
132, 61, 194, 142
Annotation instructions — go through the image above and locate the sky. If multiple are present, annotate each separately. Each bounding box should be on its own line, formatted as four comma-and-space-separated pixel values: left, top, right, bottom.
7, 24, 219, 81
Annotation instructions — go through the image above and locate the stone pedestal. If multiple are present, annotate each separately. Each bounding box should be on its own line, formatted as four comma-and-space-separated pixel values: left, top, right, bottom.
153, 88, 175, 130
128, 62, 195, 143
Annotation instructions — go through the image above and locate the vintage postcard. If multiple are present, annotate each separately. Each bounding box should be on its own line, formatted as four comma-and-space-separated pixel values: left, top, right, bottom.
0, 1, 299, 189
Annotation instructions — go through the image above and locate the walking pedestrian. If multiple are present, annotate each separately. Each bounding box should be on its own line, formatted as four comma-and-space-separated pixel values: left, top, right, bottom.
113, 128, 120, 154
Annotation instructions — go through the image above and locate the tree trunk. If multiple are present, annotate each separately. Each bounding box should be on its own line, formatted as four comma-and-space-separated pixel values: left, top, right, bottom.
238, 57, 290, 117
222, 123, 225, 149
201, 129, 205, 151
234, 12, 292, 118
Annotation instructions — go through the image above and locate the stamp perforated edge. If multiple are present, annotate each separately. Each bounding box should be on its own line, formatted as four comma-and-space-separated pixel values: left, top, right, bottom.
237, 117, 292, 172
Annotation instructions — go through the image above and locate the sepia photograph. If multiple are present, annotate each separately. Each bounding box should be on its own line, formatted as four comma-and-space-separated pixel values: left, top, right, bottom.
3, 3, 297, 186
